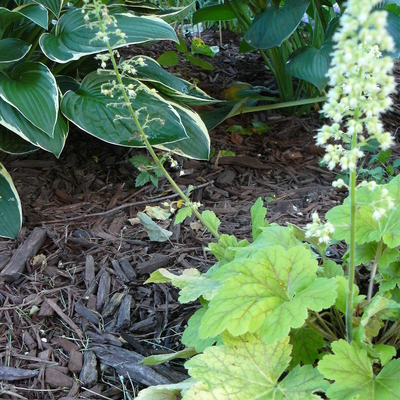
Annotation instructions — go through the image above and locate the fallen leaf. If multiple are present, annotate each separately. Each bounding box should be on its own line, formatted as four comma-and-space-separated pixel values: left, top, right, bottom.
137, 212, 172, 242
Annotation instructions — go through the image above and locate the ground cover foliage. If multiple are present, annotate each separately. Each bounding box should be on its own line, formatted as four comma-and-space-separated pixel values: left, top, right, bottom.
1, 0, 400, 399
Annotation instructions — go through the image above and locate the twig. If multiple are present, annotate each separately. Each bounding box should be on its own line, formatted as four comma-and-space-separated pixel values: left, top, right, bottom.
26, 181, 213, 226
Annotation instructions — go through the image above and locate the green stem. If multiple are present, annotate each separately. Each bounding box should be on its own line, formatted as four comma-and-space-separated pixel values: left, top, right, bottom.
97, 14, 220, 240
367, 239, 383, 302
346, 130, 358, 343
305, 318, 338, 342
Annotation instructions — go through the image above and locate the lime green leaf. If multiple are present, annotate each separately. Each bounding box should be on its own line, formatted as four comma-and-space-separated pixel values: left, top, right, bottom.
373, 344, 396, 366
157, 51, 179, 67
185, 54, 214, 71
327, 175, 400, 248
289, 327, 324, 368
192, 3, 236, 25
318, 339, 400, 399
201, 210, 220, 234
207, 234, 249, 266
175, 207, 192, 225
182, 307, 220, 352
137, 379, 195, 400
40, 8, 178, 63
244, 0, 310, 49
354, 242, 399, 268
250, 197, 269, 240
61, 72, 187, 147
286, 41, 334, 92
137, 212, 172, 242
380, 261, 400, 291
319, 260, 344, 278
146, 268, 221, 302
184, 332, 325, 399
0, 162, 22, 239
199, 245, 337, 343
334, 276, 363, 313
0, 39, 30, 70
14, 3, 48, 29
0, 101, 68, 157
0, 129, 38, 155
0, 62, 58, 137
155, 101, 210, 160
140, 347, 197, 366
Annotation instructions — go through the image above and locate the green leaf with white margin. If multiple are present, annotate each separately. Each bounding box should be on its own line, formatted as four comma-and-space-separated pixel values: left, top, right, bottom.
0, 62, 58, 137
184, 332, 326, 400
289, 327, 324, 369
40, 8, 178, 63
286, 41, 334, 92
137, 379, 195, 400
0, 129, 38, 155
13, 3, 48, 29
132, 56, 218, 106
318, 339, 400, 400
182, 307, 221, 352
0, 99, 68, 157
327, 175, 400, 248
0, 8, 24, 34
146, 268, 221, 302
0, 39, 31, 71
199, 245, 337, 344
155, 3, 194, 24
200, 210, 220, 234
61, 72, 187, 147
0, 163, 22, 239
140, 347, 197, 366
155, 100, 210, 160
244, 0, 310, 49
137, 212, 172, 242
32, 0, 62, 18
386, 10, 400, 58
250, 197, 269, 240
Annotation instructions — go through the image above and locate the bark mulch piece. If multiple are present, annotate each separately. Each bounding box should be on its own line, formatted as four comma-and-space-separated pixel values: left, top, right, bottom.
0, 30, 400, 399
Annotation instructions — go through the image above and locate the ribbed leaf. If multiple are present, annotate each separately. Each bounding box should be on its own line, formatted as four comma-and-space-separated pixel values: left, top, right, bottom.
40, 8, 178, 63
155, 3, 193, 24
0, 129, 39, 155
286, 41, 334, 92
0, 98, 67, 157
192, 3, 236, 24
0, 62, 58, 137
32, 0, 62, 18
0, 162, 22, 239
244, 0, 310, 49
133, 56, 217, 105
61, 72, 187, 147
0, 39, 31, 70
0, 8, 24, 33
386, 10, 400, 58
14, 3, 48, 29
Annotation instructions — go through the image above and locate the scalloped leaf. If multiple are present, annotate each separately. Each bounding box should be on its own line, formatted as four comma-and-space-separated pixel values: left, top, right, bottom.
199, 245, 337, 343
289, 327, 324, 368
40, 8, 178, 63
327, 175, 400, 248
0, 162, 22, 239
250, 197, 269, 240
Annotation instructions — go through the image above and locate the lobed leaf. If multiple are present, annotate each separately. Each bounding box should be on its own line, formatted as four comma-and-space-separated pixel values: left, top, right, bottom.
250, 197, 269, 240
289, 327, 324, 368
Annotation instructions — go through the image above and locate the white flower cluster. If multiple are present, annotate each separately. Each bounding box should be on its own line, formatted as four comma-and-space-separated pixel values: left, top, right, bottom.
316, 0, 396, 172
305, 213, 335, 244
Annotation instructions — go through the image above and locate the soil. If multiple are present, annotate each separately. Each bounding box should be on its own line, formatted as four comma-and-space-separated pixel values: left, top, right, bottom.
0, 29, 400, 399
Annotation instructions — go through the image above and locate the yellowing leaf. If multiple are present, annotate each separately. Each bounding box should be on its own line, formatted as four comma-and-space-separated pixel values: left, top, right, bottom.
199, 245, 337, 344
145, 205, 171, 220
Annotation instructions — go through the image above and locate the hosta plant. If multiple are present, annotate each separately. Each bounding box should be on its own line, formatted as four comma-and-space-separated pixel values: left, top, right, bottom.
0, 0, 215, 239
136, 1, 400, 398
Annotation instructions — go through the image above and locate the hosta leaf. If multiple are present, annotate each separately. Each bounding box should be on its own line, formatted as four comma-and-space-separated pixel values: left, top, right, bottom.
244, 0, 310, 49
386, 10, 400, 58
0, 8, 24, 34
192, 3, 236, 25
133, 56, 217, 106
14, 3, 48, 29
286, 41, 334, 92
0, 99, 67, 157
0, 39, 31, 70
327, 175, 400, 248
155, 101, 210, 160
289, 327, 324, 368
146, 268, 221, 303
250, 197, 269, 240
0, 62, 58, 137
184, 332, 325, 399
155, 3, 194, 24
0, 129, 38, 155
199, 245, 337, 343
40, 8, 178, 63
0, 162, 22, 239
61, 72, 187, 147
318, 339, 400, 399
182, 307, 221, 352
32, 0, 62, 18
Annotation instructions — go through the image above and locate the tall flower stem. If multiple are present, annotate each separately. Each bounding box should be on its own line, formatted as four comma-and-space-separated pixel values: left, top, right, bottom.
96, 14, 220, 240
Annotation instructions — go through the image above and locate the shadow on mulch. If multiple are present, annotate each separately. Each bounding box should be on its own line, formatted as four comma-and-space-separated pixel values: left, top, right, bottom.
0, 30, 400, 399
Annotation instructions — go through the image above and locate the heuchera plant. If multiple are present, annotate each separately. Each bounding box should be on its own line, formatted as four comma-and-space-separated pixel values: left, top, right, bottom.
134, 0, 400, 398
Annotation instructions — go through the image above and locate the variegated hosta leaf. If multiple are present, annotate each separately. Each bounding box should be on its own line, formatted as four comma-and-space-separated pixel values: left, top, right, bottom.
0, 38, 31, 71
61, 72, 187, 147
0, 163, 22, 239
199, 245, 337, 344
40, 8, 178, 63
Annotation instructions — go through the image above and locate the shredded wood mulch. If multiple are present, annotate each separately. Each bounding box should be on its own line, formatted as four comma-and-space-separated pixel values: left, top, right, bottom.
1, 29, 400, 399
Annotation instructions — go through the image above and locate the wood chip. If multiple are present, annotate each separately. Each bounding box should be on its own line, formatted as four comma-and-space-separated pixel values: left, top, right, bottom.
75, 302, 100, 325
116, 294, 132, 330
0, 228, 46, 282
68, 349, 83, 374
79, 350, 98, 388
52, 337, 80, 353
84, 255, 95, 290
38, 298, 55, 317
0, 366, 39, 381
102, 291, 125, 319
45, 368, 74, 388
111, 259, 128, 282
118, 258, 137, 281
96, 270, 110, 312
136, 254, 169, 275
